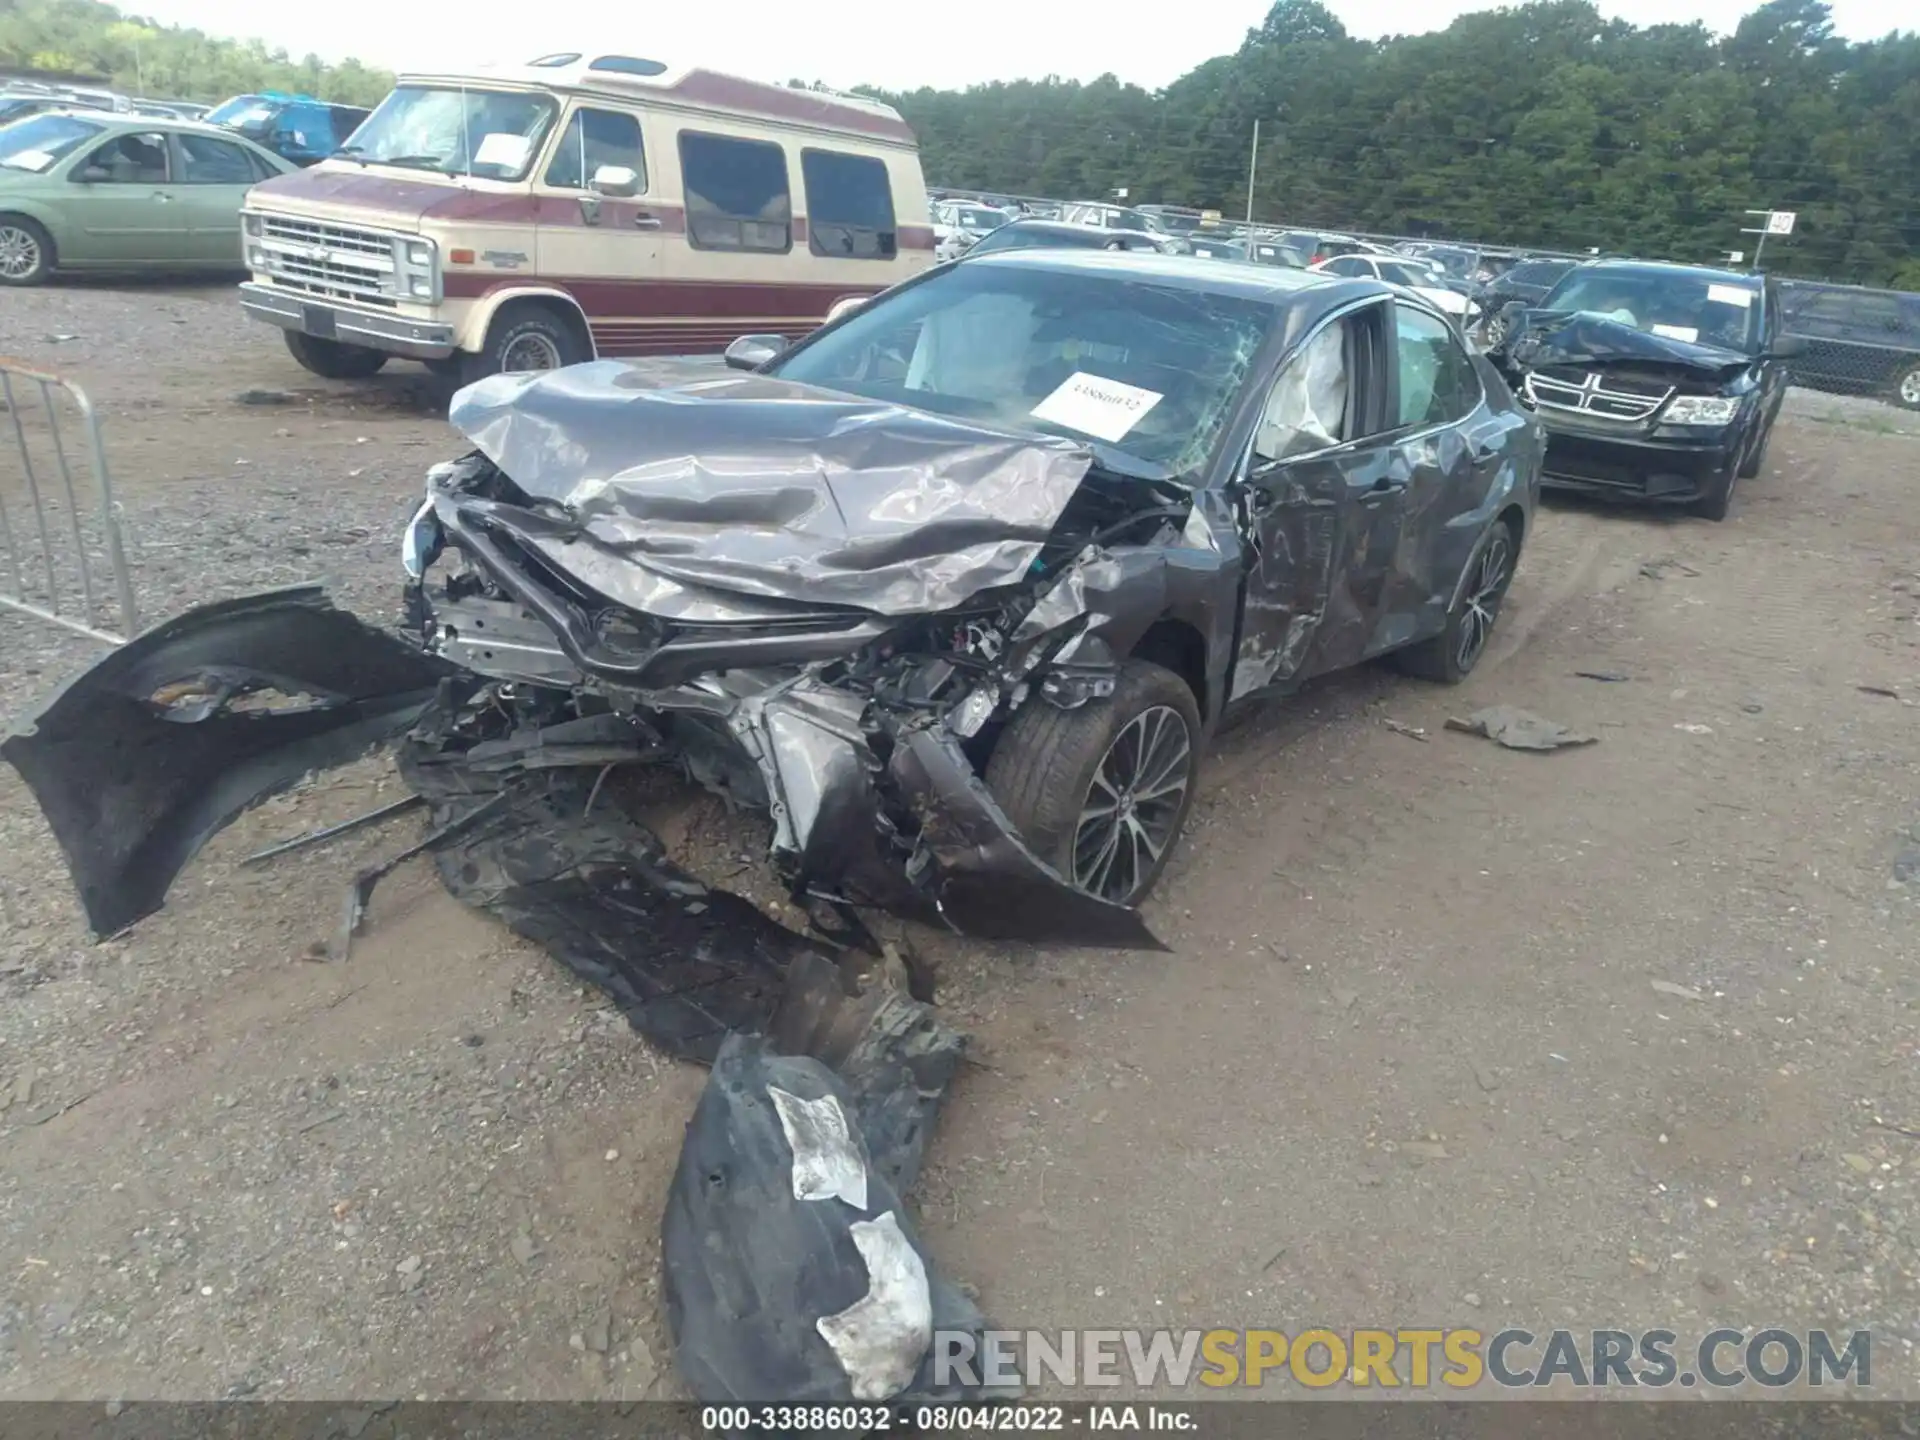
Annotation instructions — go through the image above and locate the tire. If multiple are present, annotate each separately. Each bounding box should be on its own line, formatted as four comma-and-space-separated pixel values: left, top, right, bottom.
283, 330, 389, 380
984, 660, 1203, 908
1690, 463, 1737, 521
1894, 360, 1920, 412
1736, 417, 1771, 480
460, 302, 590, 385
1390, 518, 1518, 682
0, 215, 55, 286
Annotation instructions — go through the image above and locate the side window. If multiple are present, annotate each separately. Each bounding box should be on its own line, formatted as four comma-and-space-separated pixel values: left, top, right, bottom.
174, 133, 256, 184
1323, 256, 1365, 277
678, 131, 791, 253
1254, 320, 1350, 462
801, 149, 895, 259
1394, 302, 1482, 429
543, 107, 646, 192
79, 131, 170, 183
246, 147, 282, 182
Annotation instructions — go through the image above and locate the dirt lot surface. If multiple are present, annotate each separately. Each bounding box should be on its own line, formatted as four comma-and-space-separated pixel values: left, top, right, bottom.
2, 280, 1919, 1401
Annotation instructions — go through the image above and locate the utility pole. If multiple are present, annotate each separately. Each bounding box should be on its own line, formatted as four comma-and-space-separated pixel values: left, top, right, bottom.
1245, 118, 1260, 224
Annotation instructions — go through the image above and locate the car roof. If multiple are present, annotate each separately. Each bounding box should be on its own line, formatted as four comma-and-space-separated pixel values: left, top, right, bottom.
956, 247, 1358, 304
1569, 259, 1760, 286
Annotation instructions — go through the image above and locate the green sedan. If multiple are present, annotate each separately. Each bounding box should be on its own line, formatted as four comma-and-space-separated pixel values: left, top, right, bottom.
0, 112, 295, 285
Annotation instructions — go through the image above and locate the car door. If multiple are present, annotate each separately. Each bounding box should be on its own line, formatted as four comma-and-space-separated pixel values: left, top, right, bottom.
1780, 287, 1864, 392
62, 129, 192, 263
169, 131, 258, 264
1230, 299, 1405, 699
531, 103, 665, 356
1376, 301, 1505, 647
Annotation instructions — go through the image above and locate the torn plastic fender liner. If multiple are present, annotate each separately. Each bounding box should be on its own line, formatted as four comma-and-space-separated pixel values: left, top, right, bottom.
887, 724, 1167, 951
664, 1034, 997, 1406
2, 587, 457, 937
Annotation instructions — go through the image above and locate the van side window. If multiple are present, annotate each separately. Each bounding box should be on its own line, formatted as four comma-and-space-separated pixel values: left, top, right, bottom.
801, 149, 895, 259
678, 131, 791, 254
544, 108, 646, 191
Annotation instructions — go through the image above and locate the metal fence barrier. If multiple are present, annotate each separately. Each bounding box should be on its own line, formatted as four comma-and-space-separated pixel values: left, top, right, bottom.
0, 358, 138, 646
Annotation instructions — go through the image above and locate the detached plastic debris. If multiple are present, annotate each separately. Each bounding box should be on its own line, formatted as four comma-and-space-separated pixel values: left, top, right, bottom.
1444, 706, 1597, 752
664, 1035, 998, 1409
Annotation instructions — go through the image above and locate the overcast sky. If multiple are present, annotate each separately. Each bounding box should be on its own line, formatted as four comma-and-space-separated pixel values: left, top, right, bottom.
126, 0, 1899, 93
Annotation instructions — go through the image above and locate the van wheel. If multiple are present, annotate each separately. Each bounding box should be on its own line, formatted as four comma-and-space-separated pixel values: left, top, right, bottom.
283, 331, 389, 379
0, 216, 54, 286
462, 302, 590, 384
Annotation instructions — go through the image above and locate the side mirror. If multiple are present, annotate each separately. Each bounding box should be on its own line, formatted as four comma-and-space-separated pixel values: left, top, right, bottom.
724, 333, 789, 371
589, 164, 640, 198
1768, 335, 1808, 360
824, 295, 868, 325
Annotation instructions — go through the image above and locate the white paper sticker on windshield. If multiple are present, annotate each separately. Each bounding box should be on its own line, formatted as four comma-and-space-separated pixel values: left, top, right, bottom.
1706, 284, 1754, 308
473, 132, 532, 169
1030, 372, 1163, 443
1651, 323, 1700, 343
4, 149, 54, 173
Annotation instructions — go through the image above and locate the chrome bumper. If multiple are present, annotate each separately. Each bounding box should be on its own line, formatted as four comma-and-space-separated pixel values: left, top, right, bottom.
239, 283, 457, 360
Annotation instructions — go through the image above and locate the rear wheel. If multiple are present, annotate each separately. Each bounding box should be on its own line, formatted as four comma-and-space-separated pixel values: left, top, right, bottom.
0, 216, 55, 286
1391, 519, 1517, 682
985, 660, 1202, 907
460, 301, 590, 384
283, 330, 389, 380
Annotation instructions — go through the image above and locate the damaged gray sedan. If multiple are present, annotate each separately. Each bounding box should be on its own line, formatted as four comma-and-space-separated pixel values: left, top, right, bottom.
8, 251, 1543, 980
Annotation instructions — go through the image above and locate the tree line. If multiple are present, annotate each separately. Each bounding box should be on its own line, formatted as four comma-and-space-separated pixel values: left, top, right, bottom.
4, 0, 1913, 287
866, 0, 1920, 289
0, 0, 392, 107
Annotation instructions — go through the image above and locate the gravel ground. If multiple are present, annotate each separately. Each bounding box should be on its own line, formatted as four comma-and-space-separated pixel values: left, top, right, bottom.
2, 279, 1919, 1401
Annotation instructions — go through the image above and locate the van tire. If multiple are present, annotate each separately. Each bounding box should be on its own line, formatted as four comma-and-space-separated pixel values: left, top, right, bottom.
283, 331, 389, 380
461, 302, 591, 384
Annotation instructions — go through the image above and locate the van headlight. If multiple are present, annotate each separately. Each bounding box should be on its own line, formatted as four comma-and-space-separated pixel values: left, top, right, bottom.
243, 213, 262, 236
395, 236, 439, 301
1661, 395, 1740, 426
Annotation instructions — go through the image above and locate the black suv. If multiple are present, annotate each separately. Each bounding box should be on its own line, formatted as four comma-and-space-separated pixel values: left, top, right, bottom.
1490, 261, 1803, 521
1778, 281, 1920, 411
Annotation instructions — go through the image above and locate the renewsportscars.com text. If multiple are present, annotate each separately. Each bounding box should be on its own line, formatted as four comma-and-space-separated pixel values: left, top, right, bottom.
932, 1327, 1872, 1390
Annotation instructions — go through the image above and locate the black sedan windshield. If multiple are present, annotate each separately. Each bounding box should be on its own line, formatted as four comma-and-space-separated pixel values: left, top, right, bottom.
1543, 270, 1762, 353
769, 262, 1274, 477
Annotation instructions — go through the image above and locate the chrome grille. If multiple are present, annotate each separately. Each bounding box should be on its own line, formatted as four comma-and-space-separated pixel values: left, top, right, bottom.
1524, 368, 1674, 422
254, 214, 398, 304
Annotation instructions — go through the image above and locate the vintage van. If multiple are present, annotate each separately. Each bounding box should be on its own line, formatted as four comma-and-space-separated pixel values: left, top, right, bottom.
236, 54, 934, 381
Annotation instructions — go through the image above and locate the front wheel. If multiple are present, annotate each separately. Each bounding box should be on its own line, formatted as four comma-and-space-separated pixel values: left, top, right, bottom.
1391, 519, 1517, 682
985, 660, 1203, 908
283, 330, 389, 380
460, 302, 590, 384
0, 216, 55, 286
1894, 360, 1920, 412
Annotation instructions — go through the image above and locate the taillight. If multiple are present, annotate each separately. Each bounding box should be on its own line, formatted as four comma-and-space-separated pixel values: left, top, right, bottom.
1311, 253, 1324, 265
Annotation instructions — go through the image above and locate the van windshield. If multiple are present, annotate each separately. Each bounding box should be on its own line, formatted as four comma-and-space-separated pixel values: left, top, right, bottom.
339, 85, 557, 180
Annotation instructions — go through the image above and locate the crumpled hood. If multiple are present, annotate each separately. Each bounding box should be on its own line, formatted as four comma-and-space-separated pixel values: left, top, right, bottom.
446, 360, 1094, 617
1506, 310, 1754, 378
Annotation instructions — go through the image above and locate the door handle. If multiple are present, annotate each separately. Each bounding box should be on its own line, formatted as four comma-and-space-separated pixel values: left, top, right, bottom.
152, 191, 172, 202
1364, 476, 1408, 498
631, 213, 662, 230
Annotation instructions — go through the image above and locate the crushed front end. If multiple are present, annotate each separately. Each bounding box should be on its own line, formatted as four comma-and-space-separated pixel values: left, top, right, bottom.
1494, 310, 1762, 505
394, 362, 1198, 949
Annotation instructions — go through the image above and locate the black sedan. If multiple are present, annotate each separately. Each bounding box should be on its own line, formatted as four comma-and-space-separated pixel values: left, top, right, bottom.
1490, 260, 1803, 521
6, 251, 1543, 960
